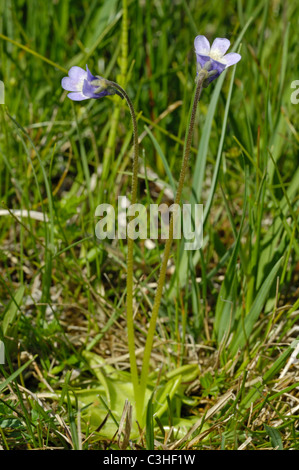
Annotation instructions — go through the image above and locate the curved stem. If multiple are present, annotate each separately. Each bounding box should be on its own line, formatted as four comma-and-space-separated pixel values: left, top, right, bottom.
138, 74, 206, 412
108, 81, 141, 418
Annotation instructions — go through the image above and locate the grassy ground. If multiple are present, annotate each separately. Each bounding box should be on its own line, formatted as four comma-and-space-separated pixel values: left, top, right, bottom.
0, 0, 298, 450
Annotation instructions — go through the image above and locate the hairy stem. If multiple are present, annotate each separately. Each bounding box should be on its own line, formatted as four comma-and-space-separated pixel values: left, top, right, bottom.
101, 0, 128, 194
138, 73, 206, 414
108, 80, 141, 420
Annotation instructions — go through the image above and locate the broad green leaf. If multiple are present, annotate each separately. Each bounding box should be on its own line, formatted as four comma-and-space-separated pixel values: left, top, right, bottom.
264, 424, 283, 450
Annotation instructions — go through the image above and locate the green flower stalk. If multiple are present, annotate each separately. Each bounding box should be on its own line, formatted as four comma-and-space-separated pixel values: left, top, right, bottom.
138, 34, 242, 418
62, 67, 141, 420
104, 80, 141, 419
138, 70, 207, 414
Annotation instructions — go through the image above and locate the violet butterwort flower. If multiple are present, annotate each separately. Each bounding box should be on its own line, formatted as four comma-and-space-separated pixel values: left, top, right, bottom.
194, 36, 241, 86
61, 65, 122, 101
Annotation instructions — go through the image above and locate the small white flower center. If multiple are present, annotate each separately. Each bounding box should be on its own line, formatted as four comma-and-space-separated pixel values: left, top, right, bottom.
209, 49, 225, 63
76, 76, 86, 92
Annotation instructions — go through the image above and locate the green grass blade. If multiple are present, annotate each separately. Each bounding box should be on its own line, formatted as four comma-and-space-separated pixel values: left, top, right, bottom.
230, 256, 283, 356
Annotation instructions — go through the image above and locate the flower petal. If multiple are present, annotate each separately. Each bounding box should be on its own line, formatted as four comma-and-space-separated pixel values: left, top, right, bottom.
67, 92, 89, 101
61, 77, 82, 92
202, 58, 226, 85
210, 38, 230, 60
68, 66, 87, 81
83, 79, 111, 99
194, 35, 210, 55
195, 53, 211, 69
210, 58, 226, 74
86, 64, 97, 82
82, 79, 99, 98
221, 52, 242, 67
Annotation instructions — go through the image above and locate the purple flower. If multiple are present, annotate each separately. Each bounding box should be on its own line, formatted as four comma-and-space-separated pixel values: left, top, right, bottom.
194, 36, 241, 86
61, 65, 122, 101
